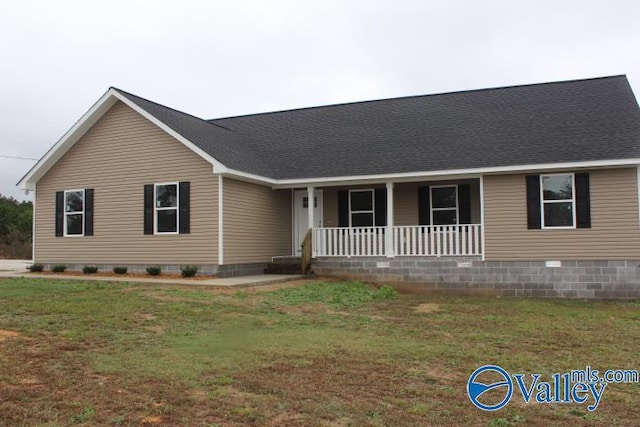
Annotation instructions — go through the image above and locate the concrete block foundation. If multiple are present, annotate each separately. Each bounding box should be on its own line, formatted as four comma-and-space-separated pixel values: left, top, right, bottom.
313, 257, 640, 300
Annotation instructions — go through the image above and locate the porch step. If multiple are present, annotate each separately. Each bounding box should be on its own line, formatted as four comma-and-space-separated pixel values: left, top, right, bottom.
264, 261, 303, 275
271, 256, 302, 264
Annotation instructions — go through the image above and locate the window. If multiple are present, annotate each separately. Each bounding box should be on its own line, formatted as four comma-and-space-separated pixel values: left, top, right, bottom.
349, 189, 374, 226
541, 173, 575, 228
64, 190, 84, 236
55, 189, 93, 237
430, 185, 458, 225
155, 183, 179, 234
303, 196, 317, 209
144, 182, 190, 235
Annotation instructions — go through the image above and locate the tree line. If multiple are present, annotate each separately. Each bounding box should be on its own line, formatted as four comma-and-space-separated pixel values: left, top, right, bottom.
0, 194, 32, 259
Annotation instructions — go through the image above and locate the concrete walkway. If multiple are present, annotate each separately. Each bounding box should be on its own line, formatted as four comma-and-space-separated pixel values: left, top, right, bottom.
0, 259, 31, 273
0, 260, 306, 288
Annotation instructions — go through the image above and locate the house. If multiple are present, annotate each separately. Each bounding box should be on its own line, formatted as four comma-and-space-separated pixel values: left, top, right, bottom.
17, 75, 640, 298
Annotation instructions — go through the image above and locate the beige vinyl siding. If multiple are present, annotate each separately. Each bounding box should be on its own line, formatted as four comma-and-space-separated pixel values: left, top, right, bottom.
323, 189, 338, 227
321, 180, 481, 226
223, 178, 292, 263
484, 168, 640, 260
35, 100, 218, 264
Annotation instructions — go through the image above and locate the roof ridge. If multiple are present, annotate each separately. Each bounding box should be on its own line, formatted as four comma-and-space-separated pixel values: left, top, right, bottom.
209, 75, 628, 122
110, 87, 234, 131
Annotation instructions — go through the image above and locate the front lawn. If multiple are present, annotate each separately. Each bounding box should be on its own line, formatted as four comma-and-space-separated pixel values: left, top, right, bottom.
0, 278, 638, 426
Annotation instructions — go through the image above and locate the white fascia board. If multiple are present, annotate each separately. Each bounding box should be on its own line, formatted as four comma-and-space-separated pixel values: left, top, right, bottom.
217, 166, 277, 186
17, 89, 120, 190
268, 158, 640, 188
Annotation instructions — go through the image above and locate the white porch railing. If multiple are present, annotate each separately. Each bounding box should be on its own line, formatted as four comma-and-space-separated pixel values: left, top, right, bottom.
313, 225, 482, 257
313, 227, 387, 257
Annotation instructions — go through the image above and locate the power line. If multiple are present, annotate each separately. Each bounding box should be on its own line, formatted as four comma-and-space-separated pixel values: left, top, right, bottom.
0, 155, 38, 161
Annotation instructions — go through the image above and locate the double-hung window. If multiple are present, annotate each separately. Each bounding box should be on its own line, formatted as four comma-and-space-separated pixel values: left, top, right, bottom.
144, 181, 190, 235
541, 173, 575, 228
349, 189, 374, 227
155, 183, 179, 234
526, 172, 589, 230
430, 185, 458, 225
64, 190, 84, 236
55, 189, 93, 237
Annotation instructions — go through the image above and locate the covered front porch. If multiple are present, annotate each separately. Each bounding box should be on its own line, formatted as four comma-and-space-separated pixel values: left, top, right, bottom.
294, 178, 484, 259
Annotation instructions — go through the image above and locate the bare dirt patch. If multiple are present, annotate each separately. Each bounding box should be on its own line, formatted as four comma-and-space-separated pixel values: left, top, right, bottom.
413, 302, 443, 313
0, 330, 20, 340
140, 415, 164, 425
235, 353, 465, 426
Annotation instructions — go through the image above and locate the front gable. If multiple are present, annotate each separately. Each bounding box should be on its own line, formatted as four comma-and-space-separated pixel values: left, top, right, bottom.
39, 100, 215, 187
34, 99, 220, 264
18, 89, 223, 191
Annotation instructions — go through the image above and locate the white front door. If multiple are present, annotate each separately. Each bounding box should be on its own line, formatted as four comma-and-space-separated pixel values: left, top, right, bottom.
294, 190, 323, 255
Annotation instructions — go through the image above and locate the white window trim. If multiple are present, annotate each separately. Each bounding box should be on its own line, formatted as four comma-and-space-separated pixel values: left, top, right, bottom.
430, 185, 459, 225
540, 173, 576, 229
63, 189, 85, 237
154, 182, 180, 235
348, 189, 375, 227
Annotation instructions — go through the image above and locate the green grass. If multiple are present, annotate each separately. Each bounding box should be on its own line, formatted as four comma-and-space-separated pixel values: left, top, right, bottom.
0, 277, 638, 426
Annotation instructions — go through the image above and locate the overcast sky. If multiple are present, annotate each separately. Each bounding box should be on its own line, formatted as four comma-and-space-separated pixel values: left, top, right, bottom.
1, 0, 639, 201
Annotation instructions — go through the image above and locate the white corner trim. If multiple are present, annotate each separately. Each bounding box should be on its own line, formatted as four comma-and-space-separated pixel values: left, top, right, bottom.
218, 174, 224, 265
32, 183, 36, 262
479, 175, 486, 261
637, 166, 640, 226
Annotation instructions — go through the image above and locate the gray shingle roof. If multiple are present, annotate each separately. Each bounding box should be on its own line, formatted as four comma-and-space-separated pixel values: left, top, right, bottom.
116, 76, 640, 180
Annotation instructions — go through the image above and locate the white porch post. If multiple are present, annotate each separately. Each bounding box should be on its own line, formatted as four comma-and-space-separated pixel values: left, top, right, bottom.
307, 186, 315, 231
386, 182, 395, 258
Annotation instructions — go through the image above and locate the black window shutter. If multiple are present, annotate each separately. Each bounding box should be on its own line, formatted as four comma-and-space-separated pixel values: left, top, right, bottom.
418, 186, 430, 225
374, 188, 387, 226
84, 189, 94, 236
458, 184, 471, 224
338, 190, 349, 227
144, 184, 154, 235
575, 173, 591, 228
179, 181, 190, 234
55, 191, 64, 237
526, 175, 541, 229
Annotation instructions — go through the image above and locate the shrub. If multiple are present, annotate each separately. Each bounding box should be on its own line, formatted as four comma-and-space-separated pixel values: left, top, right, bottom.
83, 265, 98, 274
374, 284, 398, 300
146, 265, 161, 276
27, 263, 44, 272
180, 265, 198, 278
52, 264, 67, 273
113, 266, 128, 275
